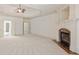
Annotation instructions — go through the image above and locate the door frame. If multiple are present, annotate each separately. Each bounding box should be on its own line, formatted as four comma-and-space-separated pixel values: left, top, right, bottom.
4, 20, 12, 36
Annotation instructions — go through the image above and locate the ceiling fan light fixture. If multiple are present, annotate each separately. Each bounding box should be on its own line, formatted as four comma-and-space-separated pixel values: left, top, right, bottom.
16, 4, 25, 13
17, 8, 22, 13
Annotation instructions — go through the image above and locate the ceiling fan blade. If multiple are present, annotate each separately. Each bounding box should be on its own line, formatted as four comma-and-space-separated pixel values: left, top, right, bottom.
22, 9, 26, 13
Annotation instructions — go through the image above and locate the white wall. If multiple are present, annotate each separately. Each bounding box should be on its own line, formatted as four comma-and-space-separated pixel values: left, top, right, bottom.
74, 5, 79, 53
57, 19, 77, 52
56, 5, 77, 53
0, 15, 24, 36
31, 13, 58, 39
68, 5, 79, 53
14, 18, 23, 35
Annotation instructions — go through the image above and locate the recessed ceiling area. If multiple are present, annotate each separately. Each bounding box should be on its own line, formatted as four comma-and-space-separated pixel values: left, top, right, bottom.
0, 4, 67, 18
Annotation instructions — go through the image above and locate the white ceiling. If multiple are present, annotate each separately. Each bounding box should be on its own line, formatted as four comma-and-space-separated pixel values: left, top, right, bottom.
0, 4, 67, 18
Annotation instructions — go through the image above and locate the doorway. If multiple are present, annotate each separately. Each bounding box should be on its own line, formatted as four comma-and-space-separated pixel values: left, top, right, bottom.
24, 22, 30, 35
4, 21, 12, 36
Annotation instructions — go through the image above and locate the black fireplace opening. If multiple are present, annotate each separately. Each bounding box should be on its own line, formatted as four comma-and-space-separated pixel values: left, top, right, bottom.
59, 28, 70, 49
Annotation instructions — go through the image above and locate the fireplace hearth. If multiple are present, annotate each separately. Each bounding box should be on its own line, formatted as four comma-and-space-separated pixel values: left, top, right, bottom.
54, 29, 78, 54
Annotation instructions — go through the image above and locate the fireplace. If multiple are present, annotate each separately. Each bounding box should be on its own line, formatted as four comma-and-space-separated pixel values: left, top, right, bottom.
59, 28, 70, 49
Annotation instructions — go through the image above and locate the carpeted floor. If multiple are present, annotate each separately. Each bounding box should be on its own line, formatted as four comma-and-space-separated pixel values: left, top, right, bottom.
0, 34, 68, 55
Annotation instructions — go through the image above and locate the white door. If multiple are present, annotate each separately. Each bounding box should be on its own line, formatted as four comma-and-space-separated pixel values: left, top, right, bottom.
24, 22, 29, 35
4, 21, 11, 36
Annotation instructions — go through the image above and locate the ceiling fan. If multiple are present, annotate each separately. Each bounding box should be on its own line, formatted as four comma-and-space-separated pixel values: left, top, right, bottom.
16, 4, 26, 13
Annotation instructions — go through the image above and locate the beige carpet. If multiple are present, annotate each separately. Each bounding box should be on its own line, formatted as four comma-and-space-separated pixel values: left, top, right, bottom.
0, 34, 68, 55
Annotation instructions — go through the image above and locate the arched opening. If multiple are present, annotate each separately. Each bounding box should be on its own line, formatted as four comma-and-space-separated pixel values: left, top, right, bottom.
59, 28, 70, 50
